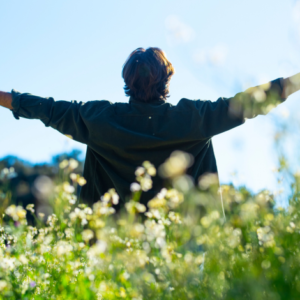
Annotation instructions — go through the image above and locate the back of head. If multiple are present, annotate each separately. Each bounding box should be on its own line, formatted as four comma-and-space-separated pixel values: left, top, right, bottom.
122, 47, 175, 103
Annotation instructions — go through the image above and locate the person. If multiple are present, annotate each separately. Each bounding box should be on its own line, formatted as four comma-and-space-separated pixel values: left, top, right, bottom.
0, 47, 300, 211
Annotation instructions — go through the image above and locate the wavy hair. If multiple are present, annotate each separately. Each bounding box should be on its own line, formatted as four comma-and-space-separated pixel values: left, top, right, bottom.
122, 47, 175, 103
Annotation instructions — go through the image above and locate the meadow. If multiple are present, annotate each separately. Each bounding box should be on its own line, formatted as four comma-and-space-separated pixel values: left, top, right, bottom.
1, 141, 300, 300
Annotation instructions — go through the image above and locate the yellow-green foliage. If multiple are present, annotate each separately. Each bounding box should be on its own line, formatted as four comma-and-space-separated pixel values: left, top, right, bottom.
1, 154, 300, 300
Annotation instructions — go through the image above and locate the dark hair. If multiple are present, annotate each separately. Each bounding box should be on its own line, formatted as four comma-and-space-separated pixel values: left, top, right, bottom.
122, 47, 175, 103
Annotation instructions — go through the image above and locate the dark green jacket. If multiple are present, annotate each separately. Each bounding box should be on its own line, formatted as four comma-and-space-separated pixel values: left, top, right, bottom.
11, 78, 285, 209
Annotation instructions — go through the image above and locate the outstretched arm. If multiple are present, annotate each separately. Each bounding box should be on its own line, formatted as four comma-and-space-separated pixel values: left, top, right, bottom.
194, 72, 300, 138
232, 72, 300, 119
0, 91, 12, 109
0, 89, 111, 145
0, 90, 90, 144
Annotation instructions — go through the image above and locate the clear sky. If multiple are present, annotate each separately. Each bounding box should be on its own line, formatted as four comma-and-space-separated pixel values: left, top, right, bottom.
1, 0, 300, 205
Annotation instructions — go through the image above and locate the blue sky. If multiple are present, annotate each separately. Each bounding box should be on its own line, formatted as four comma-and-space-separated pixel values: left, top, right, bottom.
1, 0, 300, 205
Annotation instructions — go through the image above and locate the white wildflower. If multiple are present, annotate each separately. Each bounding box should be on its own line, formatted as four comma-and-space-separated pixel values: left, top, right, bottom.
135, 167, 145, 177
69, 159, 79, 170
54, 241, 73, 256
5, 205, 26, 221
159, 151, 194, 178
70, 173, 78, 181
87, 240, 107, 258
140, 176, 152, 192
19, 255, 28, 265
63, 182, 75, 194
0, 280, 8, 292
26, 204, 35, 214
77, 177, 87, 186
257, 226, 275, 247
112, 193, 119, 205
82, 229, 94, 242
130, 182, 141, 192
59, 159, 69, 169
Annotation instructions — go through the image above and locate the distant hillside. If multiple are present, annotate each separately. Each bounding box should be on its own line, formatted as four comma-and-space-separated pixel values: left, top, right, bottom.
0, 150, 84, 220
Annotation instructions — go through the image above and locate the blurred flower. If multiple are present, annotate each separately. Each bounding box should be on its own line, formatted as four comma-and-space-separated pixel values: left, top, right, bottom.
38, 212, 45, 219
84, 207, 93, 215
69, 159, 79, 170
134, 163, 156, 192
255, 191, 272, 206
226, 228, 241, 249
125, 201, 146, 214
145, 219, 166, 248
159, 151, 194, 178
0, 257, 17, 271
240, 202, 259, 221
195, 254, 205, 265
63, 182, 75, 194
168, 211, 182, 224
78, 177, 87, 186
148, 197, 167, 209
19, 254, 28, 265
167, 189, 184, 209
82, 229, 94, 242
0, 280, 8, 292
198, 173, 219, 190
54, 241, 73, 257
65, 228, 74, 239
67, 195, 77, 205
5, 205, 26, 221
70, 208, 88, 226
253, 88, 266, 103
70, 173, 77, 181
93, 201, 116, 217
87, 240, 107, 258
173, 175, 194, 192
46, 214, 58, 228
130, 182, 141, 192
135, 167, 145, 177
0, 167, 17, 180
130, 223, 145, 238
59, 159, 69, 169
261, 260, 271, 269
142, 161, 156, 177
139, 175, 152, 192
201, 216, 211, 228
257, 226, 275, 248
3, 157, 300, 298
26, 204, 35, 214
33, 176, 54, 201
99, 189, 119, 205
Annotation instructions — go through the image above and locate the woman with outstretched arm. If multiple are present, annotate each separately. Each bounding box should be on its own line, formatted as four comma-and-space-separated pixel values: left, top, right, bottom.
0, 48, 300, 210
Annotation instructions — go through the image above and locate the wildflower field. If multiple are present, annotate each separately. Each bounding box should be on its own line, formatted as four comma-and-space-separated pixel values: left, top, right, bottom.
1, 148, 300, 300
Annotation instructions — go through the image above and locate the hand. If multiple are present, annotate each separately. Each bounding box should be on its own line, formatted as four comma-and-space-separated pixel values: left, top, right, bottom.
0, 91, 13, 110
282, 72, 300, 98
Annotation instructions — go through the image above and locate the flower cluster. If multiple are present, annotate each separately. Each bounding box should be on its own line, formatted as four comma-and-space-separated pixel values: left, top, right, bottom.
1, 154, 300, 299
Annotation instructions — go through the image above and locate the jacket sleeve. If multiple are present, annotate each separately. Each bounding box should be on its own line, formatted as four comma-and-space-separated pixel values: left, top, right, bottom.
10, 90, 110, 145
190, 78, 286, 138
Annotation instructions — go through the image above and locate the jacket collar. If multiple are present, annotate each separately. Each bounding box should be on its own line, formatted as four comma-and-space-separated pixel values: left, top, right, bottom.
129, 97, 166, 105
